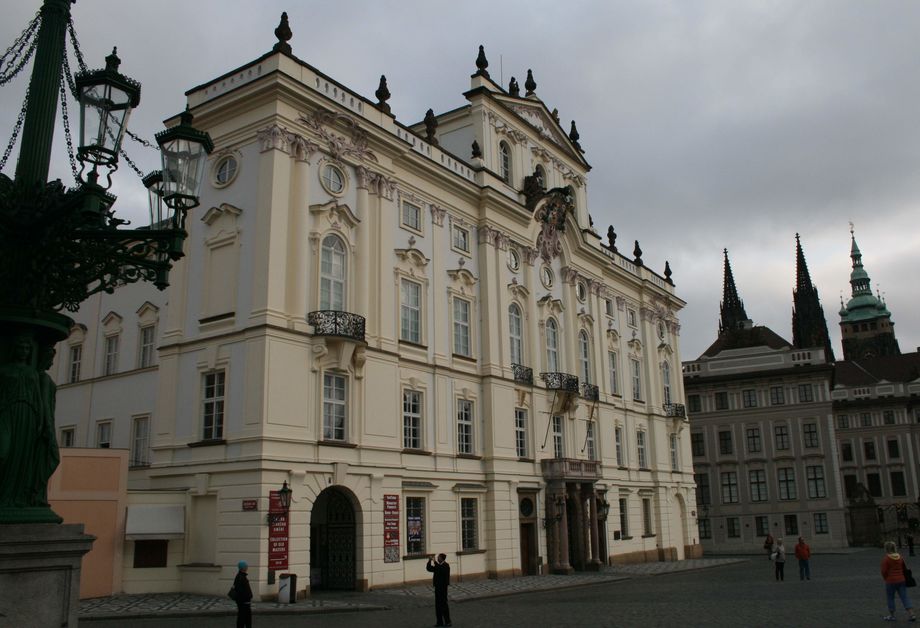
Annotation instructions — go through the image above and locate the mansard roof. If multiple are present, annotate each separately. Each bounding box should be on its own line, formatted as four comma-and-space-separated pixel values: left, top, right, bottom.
833, 351, 920, 387
701, 325, 792, 358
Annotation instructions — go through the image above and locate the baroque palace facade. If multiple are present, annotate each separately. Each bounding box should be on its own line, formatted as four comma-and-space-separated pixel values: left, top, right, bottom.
50, 20, 697, 597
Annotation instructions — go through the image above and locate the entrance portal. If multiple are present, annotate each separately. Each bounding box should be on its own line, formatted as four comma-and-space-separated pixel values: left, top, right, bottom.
310, 487, 357, 590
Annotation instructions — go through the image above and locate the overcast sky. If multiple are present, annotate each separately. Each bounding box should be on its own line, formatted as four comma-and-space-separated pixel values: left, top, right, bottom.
2, 1, 919, 361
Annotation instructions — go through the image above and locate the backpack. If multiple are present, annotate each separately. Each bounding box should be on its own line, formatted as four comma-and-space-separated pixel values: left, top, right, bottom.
228, 585, 237, 600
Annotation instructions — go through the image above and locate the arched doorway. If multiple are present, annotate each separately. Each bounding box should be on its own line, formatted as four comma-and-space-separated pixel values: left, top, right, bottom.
310, 487, 357, 590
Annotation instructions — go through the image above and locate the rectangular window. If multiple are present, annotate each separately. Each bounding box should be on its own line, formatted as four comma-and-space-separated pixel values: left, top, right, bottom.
888, 439, 901, 459
618, 498, 629, 538
806, 465, 826, 499
323, 373, 347, 441
720, 472, 739, 504
742, 389, 757, 408
605, 299, 615, 317
453, 298, 471, 357
104, 334, 119, 376
798, 384, 814, 402
867, 473, 883, 497
60, 427, 75, 448
770, 386, 785, 405
637, 431, 647, 468
784, 514, 799, 536
727, 517, 741, 538
460, 497, 478, 550
514, 408, 528, 458
813, 513, 829, 534
861, 412, 872, 427
749, 469, 768, 502
695, 473, 711, 505
698, 518, 711, 540
630, 359, 642, 401
586, 422, 597, 461
452, 224, 470, 253
669, 434, 679, 471
96, 421, 112, 448
778, 468, 797, 500
138, 325, 156, 368
552, 415, 564, 458
68, 344, 82, 383
715, 391, 729, 410
131, 416, 150, 467
403, 390, 423, 450
627, 308, 637, 327
402, 200, 421, 231
803, 423, 819, 448
774, 425, 790, 451
688, 394, 701, 413
841, 442, 853, 462
864, 440, 876, 461
133, 539, 168, 568
642, 498, 653, 536
891, 471, 907, 497
691, 431, 705, 457
405, 496, 426, 555
202, 370, 226, 440
746, 427, 762, 453
844, 474, 858, 499
400, 279, 422, 344
718, 430, 733, 455
615, 426, 625, 466
755, 516, 769, 537
884, 410, 896, 425
837, 414, 849, 429
608, 351, 620, 395
457, 399, 474, 455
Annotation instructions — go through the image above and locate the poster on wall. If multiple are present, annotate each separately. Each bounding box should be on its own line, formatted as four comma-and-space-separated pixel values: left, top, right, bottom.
383, 494, 400, 563
268, 489, 289, 571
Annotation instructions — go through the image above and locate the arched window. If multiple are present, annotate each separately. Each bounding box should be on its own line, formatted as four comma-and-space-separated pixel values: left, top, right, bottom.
579, 330, 591, 384
509, 304, 523, 365
546, 318, 559, 372
662, 362, 672, 405
499, 141, 511, 184
320, 234, 346, 310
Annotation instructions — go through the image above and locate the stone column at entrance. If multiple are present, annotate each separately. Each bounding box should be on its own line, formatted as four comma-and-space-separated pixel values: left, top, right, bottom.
587, 488, 602, 570
549, 486, 572, 574
568, 484, 585, 571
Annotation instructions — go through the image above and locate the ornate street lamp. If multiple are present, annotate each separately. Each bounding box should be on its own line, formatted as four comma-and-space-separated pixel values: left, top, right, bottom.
278, 481, 293, 512
0, 0, 212, 524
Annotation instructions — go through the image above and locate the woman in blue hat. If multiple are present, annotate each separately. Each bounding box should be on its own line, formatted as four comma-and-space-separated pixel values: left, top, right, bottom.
232, 560, 253, 627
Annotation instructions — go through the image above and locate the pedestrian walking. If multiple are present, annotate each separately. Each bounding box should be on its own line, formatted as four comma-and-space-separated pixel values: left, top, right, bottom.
772, 538, 786, 581
881, 540, 917, 622
795, 536, 811, 581
232, 560, 253, 628
427, 553, 452, 627
763, 532, 775, 560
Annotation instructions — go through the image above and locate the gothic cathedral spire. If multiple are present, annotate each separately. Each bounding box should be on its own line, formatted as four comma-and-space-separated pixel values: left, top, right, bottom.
792, 234, 835, 361
719, 249, 751, 335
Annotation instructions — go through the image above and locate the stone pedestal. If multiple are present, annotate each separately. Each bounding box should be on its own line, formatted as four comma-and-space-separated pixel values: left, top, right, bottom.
0, 523, 95, 627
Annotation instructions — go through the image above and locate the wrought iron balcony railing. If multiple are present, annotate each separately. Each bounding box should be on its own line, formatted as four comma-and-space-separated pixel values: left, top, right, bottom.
307, 310, 366, 342
582, 383, 599, 401
540, 372, 579, 394
511, 363, 534, 386
664, 403, 686, 418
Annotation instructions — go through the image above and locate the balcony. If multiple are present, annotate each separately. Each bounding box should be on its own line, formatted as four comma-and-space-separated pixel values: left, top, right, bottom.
307, 310, 366, 342
512, 363, 534, 386
582, 383, 599, 402
540, 372, 579, 394
541, 458, 602, 482
664, 403, 686, 418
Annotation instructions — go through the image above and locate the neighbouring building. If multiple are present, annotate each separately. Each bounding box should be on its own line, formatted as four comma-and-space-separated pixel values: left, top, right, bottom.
51, 18, 698, 598
684, 243, 848, 552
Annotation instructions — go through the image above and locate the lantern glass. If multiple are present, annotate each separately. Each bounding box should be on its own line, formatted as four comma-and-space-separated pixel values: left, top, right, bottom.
156, 108, 214, 211
142, 171, 168, 228
75, 48, 141, 168
279, 481, 292, 511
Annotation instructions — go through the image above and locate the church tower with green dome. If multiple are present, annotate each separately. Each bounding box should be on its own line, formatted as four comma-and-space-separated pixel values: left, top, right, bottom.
839, 228, 900, 360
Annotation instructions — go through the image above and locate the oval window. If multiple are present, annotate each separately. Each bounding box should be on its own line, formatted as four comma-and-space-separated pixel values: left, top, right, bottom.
541, 266, 554, 288
508, 248, 520, 272
213, 155, 239, 187
576, 282, 587, 302
320, 163, 346, 195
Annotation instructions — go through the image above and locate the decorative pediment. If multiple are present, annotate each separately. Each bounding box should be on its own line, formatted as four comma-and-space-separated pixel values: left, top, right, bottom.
537, 295, 565, 316
658, 342, 674, 356
395, 247, 430, 269
201, 203, 243, 226
447, 267, 478, 288
578, 310, 594, 329
606, 327, 620, 345
487, 111, 528, 144
101, 311, 123, 332
68, 323, 87, 343
505, 102, 569, 150
310, 199, 360, 230
627, 337, 643, 355
508, 279, 529, 301
298, 108, 378, 164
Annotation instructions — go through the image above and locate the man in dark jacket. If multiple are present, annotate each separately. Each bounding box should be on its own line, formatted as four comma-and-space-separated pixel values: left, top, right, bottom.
426, 553, 451, 626
233, 560, 253, 628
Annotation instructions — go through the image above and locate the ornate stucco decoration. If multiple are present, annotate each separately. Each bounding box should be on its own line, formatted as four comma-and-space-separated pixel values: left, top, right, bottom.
521, 246, 540, 266
257, 124, 291, 153
487, 111, 528, 144
588, 279, 605, 296
561, 266, 580, 286
201, 203, 243, 226
578, 310, 594, 330
658, 343, 674, 357
309, 200, 360, 231
298, 108, 378, 164
606, 327, 620, 345
394, 247, 429, 270
430, 204, 447, 227
506, 103, 569, 149
533, 186, 575, 264
479, 225, 512, 251
615, 296, 626, 311
362, 171, 396, 200
446, 267, 478, 291
627, 337, 643, 356
287, 134, 320, 162
640, 307, 656, 323
537, 294, 564, 317
507, 278, 529, 301
529, 146, 586, 188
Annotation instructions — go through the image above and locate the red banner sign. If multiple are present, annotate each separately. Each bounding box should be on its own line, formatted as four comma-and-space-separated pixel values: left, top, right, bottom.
383, 494, 400, 563
268, 490, 289, 570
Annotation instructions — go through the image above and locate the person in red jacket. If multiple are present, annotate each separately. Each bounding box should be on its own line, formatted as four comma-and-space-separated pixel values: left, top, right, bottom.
881, 540, 917, 622
795, 536, 812, 581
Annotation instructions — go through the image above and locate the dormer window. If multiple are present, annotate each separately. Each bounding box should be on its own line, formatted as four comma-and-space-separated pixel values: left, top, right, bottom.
499, 141, 511, 184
